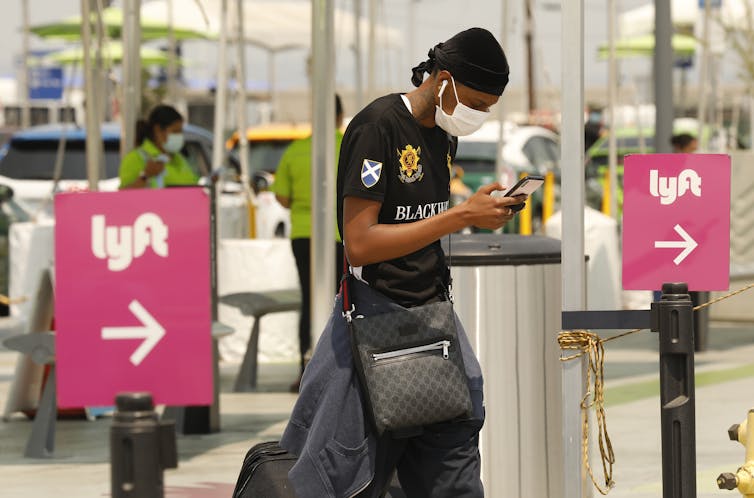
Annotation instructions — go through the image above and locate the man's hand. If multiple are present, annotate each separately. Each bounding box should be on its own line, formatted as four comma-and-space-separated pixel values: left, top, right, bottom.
462, 182, 526, 230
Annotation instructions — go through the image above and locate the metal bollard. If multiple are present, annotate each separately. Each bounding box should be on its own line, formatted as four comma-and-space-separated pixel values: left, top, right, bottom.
110, 393, 178, 498
650, 282, 697, 498
717, 409, 754, 496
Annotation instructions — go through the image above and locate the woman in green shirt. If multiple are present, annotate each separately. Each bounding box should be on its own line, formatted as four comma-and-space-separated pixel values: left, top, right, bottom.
119, 104, 198, 189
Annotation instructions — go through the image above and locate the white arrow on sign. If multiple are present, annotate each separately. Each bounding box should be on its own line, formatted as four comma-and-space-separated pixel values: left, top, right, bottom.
654, 224, 698, 266
101, 300, 165, 366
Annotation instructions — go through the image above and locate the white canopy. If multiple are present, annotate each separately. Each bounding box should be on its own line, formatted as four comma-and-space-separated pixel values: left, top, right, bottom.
140, 0, 402, 52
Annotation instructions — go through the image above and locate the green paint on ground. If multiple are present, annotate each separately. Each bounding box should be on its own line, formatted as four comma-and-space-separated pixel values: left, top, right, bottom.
605, 363, 754, 407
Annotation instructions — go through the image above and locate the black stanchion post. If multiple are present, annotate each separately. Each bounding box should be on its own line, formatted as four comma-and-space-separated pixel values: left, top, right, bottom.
651, 282, 697, 498
110, 392, 177, 498
210, 180, 219, 321
209, 181, 221, 430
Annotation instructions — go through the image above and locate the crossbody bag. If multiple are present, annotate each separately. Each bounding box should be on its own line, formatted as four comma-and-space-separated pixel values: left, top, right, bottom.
341, 245, 473, 436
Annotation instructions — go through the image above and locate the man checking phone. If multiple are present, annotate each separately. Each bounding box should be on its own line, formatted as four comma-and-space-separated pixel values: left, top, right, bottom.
119, 104, 198, 189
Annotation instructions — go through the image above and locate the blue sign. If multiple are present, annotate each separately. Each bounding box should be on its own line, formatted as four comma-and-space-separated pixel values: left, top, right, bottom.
699, 0, 722, 8
28, 67, 64, 101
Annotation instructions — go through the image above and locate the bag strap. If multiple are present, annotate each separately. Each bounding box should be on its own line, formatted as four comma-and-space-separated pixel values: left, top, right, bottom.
341, 253, 354, 322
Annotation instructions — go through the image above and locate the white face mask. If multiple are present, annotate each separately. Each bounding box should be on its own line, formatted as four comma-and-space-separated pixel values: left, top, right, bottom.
164, 132, 184, 154
434, 77, 490, 136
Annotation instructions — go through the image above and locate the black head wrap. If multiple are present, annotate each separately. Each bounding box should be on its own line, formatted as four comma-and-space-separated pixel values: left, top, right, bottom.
411, 27, 510, 96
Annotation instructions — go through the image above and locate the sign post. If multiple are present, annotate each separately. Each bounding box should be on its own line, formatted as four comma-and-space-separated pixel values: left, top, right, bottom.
55, 188, 213, 408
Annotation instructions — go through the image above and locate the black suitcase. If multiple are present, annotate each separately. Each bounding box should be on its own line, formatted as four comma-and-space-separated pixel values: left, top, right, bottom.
232, 441, 297, 498
232, 441, 407, 498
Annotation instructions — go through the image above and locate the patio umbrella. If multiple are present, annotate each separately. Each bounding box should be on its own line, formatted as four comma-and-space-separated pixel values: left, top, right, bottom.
29, 5, 211, 41
45, 41, 174, 67
597, 33, 697, 59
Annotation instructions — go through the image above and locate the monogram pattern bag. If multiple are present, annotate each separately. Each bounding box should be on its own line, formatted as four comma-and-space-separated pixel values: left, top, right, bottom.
342, 275, 473, 436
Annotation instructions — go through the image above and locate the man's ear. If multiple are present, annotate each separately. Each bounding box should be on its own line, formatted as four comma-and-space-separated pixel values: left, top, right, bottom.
435, 70, 451, 86
435, 70, 451, 98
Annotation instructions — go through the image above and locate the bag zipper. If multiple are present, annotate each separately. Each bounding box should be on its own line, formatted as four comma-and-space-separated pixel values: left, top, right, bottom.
372, 340, 450, 361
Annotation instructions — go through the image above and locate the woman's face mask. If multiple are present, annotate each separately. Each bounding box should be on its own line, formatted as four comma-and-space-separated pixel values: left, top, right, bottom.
434, 77, 490, 136
163, 132, 185, 154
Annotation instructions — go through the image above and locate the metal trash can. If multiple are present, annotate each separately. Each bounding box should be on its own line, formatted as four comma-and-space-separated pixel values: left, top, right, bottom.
446, 233, 563, 498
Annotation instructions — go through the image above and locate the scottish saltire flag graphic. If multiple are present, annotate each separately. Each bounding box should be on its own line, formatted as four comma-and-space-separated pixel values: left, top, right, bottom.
361, 159, 382, 188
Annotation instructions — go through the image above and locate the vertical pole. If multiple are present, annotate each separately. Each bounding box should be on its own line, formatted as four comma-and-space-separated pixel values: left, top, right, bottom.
208, 184, 221, 432
542, 171, 555, 224
408, 0, 415, 75
635, 79, 647, 153
121, 0, 141, 157
495, 0, 509, 185
268, 51, 277, 122
166, 0, 178, 106
94, 0, 107, 124
607, 0, 618, 219
367, 0, 376, 102
110, 393, 176, 498
730, 95, 740, 151
81, 0, 102, 191
712, 57, 723, 151
697, 0, 711, 147
234, 0, 255, 237
749, 94, 754, 152
20, 0, 31, 128
24, 365, 57, 458
353, 0, 363, 110
561, 0, 587, 496
652, 283, 697, 498
310, 0, 336, 345
211, 0, 229, 171
524, 0, 536, 116
655, 0, 674, 154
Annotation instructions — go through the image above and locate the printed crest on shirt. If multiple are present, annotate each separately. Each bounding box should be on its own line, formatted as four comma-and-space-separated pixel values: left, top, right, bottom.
397, 144, 424, 183
361, 159, 383, 188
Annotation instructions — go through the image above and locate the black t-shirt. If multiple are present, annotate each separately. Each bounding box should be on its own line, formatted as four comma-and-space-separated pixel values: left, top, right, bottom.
337, 93, 457, 307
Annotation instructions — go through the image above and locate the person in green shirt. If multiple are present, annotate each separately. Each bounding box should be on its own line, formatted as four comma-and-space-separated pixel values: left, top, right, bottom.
119, 104, 198, 189
271, 95, 345, 392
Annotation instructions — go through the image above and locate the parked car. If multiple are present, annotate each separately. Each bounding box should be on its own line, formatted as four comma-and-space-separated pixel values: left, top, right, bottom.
0, 122, 214, 218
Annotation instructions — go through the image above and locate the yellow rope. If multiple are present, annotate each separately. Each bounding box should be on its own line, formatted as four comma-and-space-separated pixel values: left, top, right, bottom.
693, 282, 754, 312
558, 282, 754, 495
559, 330, 615, 494
0, 294, 27, 306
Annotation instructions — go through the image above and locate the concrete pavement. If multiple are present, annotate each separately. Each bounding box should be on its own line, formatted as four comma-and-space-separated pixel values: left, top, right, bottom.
2, 319, 754, 497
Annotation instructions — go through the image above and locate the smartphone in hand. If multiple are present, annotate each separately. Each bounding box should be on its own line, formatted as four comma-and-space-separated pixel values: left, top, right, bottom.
492, 175, 545, 212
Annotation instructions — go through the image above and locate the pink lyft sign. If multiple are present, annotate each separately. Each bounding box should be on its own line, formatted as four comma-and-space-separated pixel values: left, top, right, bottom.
623, 154, 730, 291
55, 188, 212, 407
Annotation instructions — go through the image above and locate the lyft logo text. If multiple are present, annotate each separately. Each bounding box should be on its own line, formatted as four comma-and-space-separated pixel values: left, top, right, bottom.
91, 213, 169, 271
649, 169, 702, 205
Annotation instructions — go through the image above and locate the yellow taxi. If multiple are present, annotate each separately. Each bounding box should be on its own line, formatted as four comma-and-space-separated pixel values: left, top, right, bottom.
224, 123, 312, 238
